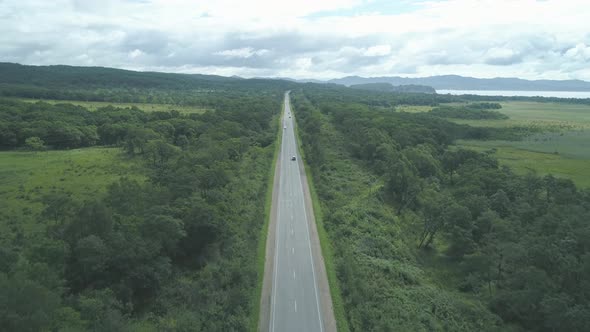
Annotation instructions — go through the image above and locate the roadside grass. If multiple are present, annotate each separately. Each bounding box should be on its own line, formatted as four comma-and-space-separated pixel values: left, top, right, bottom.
456, 139, 590, 188
251, 104, 283, 332
292, 106, 351, 332
0, 147, 145, 236
15, 97, 210, 114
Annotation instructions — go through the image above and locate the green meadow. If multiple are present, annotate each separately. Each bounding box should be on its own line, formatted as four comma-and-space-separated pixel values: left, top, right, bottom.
450, 101, 590, 130
447, 101, 590, 188
15, 97, 210, 114
396, 105, 434, 113
0, 147, 144, 235
456, 139, 590, 188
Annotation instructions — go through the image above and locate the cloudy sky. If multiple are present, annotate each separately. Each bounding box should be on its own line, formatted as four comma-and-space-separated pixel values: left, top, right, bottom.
1, 0, 590, 80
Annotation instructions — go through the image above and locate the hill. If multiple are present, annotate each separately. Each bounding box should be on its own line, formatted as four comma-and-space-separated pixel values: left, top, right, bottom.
350, 82, 435, 93
0, 62, 295, 103
329, 74, 590, 91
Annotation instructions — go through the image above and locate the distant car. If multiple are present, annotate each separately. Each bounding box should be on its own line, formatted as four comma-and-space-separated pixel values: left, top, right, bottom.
284, 125, 286, 129
291, 156, 296, 161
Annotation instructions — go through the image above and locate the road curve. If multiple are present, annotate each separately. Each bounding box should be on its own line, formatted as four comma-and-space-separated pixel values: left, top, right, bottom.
259, 92, 336, 332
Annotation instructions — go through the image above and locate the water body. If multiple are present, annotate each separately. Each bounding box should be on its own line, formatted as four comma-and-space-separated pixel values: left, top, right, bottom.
437, 90, 590, 99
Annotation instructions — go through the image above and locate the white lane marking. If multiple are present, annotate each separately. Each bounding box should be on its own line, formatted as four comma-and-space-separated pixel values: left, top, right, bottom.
292, 247, 294, 254
293, 270, 296, 279
291, 228, 294, 235
294, 300, 297, 313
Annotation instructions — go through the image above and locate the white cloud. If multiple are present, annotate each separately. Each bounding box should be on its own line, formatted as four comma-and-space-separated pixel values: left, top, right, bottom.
128, 49, 144, 59
215, 47, 269, 58
1, 0, 590, 80
364, 45, 391, 57
565, 43, 590, 61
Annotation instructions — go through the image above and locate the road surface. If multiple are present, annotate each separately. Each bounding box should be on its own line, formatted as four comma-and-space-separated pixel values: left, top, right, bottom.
261, 92, 334, 332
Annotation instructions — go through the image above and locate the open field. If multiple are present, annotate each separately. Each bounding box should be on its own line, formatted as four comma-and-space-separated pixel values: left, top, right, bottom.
397, 101, 590, 131
450, 101, 590, 130
447, 101, 590, 188
0, 147, 144, 236
396, 105, 434, 113
15, 97, 210, 114
456, 139, 590, 188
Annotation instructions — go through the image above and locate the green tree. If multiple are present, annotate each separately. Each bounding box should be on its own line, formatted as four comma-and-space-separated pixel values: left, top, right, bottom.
417, 188, 450, 248
123, 127, 159, 155
386, 155, 421, 213
144, 139, 180, 166
141, 215, 186, 255
24, 136, 45, 152
0, 272, 61, 332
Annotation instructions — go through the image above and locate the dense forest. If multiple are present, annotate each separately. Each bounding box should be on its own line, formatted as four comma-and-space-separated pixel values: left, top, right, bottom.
0, 62, 294, 106
291, 85, 590, 331
0, 79, 285, 330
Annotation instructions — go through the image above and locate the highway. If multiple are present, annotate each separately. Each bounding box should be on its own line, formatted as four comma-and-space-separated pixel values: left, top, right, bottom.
269, 92, 324, 332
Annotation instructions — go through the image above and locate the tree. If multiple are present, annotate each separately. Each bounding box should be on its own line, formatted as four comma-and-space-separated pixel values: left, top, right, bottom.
70, 235, 110, 289
122, 127, 159, 155
24, 136, 45, 152
143, 139, 180, 166
386, 155, 421, 213
446, 204, 474, 258
417, 188, 450, 248
141, 215, 186, 255
77, 289, 127, 332
490, 189, 511, 218
0, 272, 61, 332
403, 144, 441, 178
40, 192, 75, 225
175, 134, 190, 150
0, 122, 17, 148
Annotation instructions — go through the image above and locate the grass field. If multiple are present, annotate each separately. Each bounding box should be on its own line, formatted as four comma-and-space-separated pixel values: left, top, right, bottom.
457, 139, 590, 188
448, 101, 590, 188
396, 105, 434, 113
15, 97, 210, 114
0, 147, 145, 236
397, 101, 590, 131
450, 101, 590, 130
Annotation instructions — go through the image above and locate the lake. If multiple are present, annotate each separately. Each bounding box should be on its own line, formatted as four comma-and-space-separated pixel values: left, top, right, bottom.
437, 90, 590, 99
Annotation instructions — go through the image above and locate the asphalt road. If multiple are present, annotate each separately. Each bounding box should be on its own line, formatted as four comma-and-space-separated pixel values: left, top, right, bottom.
269, 92, 324, 332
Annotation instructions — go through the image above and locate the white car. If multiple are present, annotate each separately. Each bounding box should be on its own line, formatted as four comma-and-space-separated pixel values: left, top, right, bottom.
284, 125, 287, 129
291, 155, 296, 161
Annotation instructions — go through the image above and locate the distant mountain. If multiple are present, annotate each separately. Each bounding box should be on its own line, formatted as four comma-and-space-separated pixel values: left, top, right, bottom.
0, 62, 244, 89
328, 75, 590, 91
0, 62, 296, 101
271, 77, 327, 84
350, 82, 435, 94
